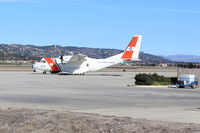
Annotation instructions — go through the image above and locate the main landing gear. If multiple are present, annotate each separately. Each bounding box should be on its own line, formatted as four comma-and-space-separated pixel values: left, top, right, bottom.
43, 71, 46, 74
73, 73, 85, 75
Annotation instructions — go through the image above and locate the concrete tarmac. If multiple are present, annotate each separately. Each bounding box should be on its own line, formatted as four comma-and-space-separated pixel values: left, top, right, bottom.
0, 71, 200, 124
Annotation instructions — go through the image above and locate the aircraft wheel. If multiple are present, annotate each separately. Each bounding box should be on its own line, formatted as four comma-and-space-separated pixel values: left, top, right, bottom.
43, 71, 46, 74
191, 84, 197, 89
33, 70, 36, 72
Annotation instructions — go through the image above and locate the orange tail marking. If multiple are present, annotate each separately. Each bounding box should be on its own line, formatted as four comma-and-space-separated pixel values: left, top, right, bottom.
128, 36, 138, 47
122, 51, 134, 59
45, 57, 60, 72
122, 36, 138, 59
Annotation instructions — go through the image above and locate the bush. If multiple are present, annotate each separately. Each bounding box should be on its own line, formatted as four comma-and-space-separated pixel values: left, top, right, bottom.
135, 73, 172, 85
170, 77, 178, 85
135, 73, 153, 85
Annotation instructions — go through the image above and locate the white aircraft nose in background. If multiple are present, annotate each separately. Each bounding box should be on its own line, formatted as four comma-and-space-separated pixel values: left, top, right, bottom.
32, 63, 36, 71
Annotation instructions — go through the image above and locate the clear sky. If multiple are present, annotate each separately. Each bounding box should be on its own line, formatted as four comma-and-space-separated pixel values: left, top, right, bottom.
0, 0, 200, 56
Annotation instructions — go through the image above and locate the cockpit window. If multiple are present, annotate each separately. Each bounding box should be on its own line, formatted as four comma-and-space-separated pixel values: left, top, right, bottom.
40, 59, 46, 63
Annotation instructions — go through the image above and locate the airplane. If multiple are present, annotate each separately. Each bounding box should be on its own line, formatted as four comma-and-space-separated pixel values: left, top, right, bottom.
32, 35, 142, 75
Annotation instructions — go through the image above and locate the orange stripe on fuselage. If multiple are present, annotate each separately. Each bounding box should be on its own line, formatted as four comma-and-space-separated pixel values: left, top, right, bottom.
45, 57, 60, 72
122, 51, 134, 59
128, 36, 138, 47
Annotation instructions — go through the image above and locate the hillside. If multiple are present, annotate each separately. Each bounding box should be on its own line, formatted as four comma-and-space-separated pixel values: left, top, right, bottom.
139, 52, 170, 63
0, 44, 170, 63
164, 54, 200, 63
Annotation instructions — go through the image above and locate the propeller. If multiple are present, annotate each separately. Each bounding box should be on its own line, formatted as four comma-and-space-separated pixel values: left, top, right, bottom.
60, 49, 64, 62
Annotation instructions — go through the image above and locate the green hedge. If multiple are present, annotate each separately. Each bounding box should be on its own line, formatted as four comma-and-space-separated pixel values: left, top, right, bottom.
135, 73, 173, 85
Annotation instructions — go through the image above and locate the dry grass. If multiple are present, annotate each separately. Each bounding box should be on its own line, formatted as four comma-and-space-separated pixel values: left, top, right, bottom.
0, 108, 199, 133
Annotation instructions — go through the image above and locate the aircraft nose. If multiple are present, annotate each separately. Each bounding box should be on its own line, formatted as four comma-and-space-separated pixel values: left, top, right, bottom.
32, 63, 37, 69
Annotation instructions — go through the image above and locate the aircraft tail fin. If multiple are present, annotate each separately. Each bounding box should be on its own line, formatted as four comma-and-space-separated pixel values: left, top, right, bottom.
92, 35, 142, 71
121, 35, 142, 60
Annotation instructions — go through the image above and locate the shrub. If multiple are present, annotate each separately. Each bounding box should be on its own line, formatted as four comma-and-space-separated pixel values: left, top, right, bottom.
170, 77, 178, 85
135, 73, 172, 85
135, 73, 153, 85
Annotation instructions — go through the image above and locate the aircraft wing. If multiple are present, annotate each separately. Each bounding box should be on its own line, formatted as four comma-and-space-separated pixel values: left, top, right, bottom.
68, 54, 87, 62
62, 54, 88, 73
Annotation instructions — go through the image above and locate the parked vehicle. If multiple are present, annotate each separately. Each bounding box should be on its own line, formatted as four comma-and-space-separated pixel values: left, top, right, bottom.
176, 74, 198, 89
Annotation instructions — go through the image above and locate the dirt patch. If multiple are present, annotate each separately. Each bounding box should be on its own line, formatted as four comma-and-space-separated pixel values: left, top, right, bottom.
0, 108, 199, 133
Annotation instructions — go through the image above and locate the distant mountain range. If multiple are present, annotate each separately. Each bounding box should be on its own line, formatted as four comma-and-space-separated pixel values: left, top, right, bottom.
0, 43, 170, 63
164, 54, 200, 63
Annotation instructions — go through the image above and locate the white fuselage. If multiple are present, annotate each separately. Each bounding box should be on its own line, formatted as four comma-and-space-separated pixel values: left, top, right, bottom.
32, 55, 124, 74
61, 54, 124, 74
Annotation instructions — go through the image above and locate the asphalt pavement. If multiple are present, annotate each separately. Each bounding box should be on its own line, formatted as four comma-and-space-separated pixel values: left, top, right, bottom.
0, 71, 200, 124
